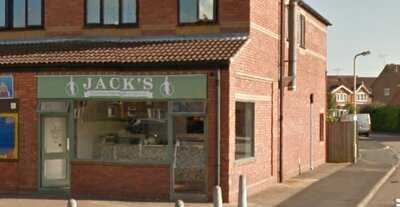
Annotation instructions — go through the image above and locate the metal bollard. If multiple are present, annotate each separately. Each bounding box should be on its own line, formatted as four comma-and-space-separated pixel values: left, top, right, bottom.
238, 175, 247, 207
175, 200, 184, 207
213, 186, 223, 207
67, 199, 77, 207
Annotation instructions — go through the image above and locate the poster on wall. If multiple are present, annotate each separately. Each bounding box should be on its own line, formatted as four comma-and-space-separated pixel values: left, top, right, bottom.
0, 114, 18, 160
0, 76, 14, 99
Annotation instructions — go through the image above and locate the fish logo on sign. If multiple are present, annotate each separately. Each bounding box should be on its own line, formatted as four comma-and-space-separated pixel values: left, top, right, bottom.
65, 76, 79, 97
160, 76, 174, 97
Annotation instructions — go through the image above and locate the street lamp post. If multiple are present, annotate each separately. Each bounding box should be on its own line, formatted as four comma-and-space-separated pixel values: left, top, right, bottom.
353, 50, 371, 163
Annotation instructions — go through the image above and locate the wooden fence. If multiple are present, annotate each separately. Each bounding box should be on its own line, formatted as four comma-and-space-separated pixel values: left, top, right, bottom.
327, 121, 356, 163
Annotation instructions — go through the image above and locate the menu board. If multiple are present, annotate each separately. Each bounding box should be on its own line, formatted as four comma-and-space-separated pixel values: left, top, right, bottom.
0, 113, 18, 159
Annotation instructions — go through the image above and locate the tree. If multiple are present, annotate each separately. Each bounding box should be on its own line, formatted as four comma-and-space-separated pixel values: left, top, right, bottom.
327, 94, 339, 122
344, 103, 355, 114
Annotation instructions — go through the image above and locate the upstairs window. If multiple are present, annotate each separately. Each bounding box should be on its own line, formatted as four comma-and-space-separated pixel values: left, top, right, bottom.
384, 88, 391, 97
298, 14, 306, 48
336, 93, 347, 102
0, 0, 43, 30
86, 0, 138, 26
179, 0, 216, 24
356, 92, 367, 102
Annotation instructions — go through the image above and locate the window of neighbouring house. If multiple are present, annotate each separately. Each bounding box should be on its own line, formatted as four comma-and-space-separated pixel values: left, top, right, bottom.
0, 0, 43, 30
179, 0, 216, 24
335, 93, 347, 102
384, 88, 391, 97
75, 101, 169, 163
356, 92, 367, 102
235, 102, 255, 160
86, 0, 137, 26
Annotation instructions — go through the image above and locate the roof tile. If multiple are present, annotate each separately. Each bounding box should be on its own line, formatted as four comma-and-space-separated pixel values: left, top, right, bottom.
0, 36, 248, 67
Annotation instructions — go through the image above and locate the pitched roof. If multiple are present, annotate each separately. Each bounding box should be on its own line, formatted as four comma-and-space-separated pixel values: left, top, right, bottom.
298, 0, 332, 26
0, 34, 248, 68
327, 76, 376, 92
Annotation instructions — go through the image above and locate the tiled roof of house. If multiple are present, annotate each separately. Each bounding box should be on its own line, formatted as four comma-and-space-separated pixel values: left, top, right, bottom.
0, 34, 248, 67
327, 76, 376, 92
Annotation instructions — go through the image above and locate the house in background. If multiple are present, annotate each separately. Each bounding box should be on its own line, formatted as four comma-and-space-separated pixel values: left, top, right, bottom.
372, 64, 400, 106
327, 76, 375, 115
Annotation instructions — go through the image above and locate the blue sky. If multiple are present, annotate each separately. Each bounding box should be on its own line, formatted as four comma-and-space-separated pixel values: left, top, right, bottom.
304, 0, 400, 77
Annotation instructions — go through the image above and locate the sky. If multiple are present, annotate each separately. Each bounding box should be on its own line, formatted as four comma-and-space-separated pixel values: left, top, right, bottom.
304, 0, 400, 77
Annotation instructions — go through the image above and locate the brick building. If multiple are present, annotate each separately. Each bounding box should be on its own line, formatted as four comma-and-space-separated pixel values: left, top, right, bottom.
0, 0, 330, 202
372, 64, 400, 106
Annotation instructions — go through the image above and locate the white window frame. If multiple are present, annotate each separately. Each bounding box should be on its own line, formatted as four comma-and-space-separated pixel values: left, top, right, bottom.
384, 88, 391, 97
335, 93, 347, 102
356, 92, 367, 102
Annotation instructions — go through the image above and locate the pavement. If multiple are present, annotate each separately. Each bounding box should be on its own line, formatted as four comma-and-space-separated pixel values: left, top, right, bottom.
367, 133, 400, 207
0, 133, 398, 207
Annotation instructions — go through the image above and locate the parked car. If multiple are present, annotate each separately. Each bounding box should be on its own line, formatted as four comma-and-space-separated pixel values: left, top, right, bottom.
341, 113, 371, 136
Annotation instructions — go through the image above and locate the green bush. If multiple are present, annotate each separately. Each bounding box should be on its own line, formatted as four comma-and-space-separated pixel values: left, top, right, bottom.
371, 106, 400, 132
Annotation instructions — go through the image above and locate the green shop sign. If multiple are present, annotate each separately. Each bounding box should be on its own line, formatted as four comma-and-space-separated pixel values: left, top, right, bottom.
37, 75, 207, 99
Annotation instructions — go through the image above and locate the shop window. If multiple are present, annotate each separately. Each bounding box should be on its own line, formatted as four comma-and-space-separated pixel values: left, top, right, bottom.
235, 102, 255, 160
75, 101, 169, 163
86, 0, 138, 26
0, 0, 43, 29
173, 101, 206, 113
179, 0, 216, 24
173, 116, 206, 193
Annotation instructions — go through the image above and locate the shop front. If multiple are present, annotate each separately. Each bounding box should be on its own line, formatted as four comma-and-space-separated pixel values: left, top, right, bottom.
36, 74, 210, 200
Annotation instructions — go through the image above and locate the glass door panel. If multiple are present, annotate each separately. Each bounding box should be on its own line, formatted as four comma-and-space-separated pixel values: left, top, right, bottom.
173, 116, 206, 194
41, 116, 69, 188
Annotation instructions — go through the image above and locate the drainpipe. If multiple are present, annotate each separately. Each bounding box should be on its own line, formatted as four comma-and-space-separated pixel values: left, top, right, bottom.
278, 0, 287, 183
288, 0, 298, 90
216, 69, 221, 186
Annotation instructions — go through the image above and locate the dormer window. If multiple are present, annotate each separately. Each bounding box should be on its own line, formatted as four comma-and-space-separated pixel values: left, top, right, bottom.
179, 0, 217, 24
336, 93, 347, 102
0, 0, 43, 30
86, 0, 138, 26
356, 92, 367, 102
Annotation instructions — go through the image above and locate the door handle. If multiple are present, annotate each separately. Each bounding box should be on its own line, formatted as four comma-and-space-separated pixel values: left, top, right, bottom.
67, 137, 70, 152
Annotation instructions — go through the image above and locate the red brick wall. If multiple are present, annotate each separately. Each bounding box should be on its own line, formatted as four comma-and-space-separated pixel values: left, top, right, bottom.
0, 162, 18, 193
220, 0, 328, 202
0, 0, 250, 40
281, 5, 328, 179
0, 72, 39, 193
71, 162, 170, 200
223, 0, 281, 202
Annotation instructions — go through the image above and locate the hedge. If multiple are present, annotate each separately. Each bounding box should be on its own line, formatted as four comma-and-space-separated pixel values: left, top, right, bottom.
369, 106, 400, 132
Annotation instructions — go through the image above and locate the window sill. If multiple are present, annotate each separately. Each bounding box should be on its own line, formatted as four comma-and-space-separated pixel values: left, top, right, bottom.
0, 27, 44, 32
84, 24, 139, 29
0, 159, 18, 163
71, 159, 169, 167
178, 21, 218, 27
234, 157, 256, 166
